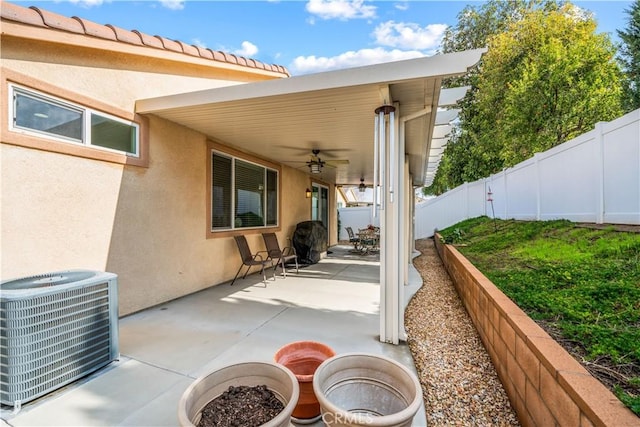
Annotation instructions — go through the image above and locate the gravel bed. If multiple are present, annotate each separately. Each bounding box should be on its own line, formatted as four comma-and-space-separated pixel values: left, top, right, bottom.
405, 238, 520, 426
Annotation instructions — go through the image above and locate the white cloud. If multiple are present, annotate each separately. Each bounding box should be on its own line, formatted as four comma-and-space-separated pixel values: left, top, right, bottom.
290, 47, 424, 74
394, 2, 409, 11
306, 0, 376, 21
69, 0, 184, 11
192, 38, 207, 49
234, 41, 259, 58
373, 21, 447, 51
68, 0, 105, 7
159, 0, 184, 10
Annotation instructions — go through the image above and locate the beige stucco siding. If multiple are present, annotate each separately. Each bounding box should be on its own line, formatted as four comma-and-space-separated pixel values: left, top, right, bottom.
2, 37, 253, 112
104, 117, 211, 314
1, 32, 313, 316
281, 166, 314, 239
1, 143, 124, 275
107, 116, 311, 315
2, 112, 312, 316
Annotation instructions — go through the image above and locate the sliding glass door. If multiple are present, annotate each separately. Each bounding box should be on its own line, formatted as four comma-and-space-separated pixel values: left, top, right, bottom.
311, 183, 329, 243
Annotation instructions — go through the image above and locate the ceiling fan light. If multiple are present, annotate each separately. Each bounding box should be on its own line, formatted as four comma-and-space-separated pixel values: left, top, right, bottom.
359, 178, 366, 192
309, 162, 322, 174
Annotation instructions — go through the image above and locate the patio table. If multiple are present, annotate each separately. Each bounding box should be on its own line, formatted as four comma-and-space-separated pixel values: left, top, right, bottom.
357, 229, 380, 253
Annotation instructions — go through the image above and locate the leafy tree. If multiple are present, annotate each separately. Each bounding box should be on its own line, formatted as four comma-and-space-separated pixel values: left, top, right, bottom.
618, 0, 640, 112
480, 4, 622, 165
424, 2, 623, 195
440, 0, 534, 52
426, 0, 556, 195
488, 4, 622, 167
440, 0, 550, 85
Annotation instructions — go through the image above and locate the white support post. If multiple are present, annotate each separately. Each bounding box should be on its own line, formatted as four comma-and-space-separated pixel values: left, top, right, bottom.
373, 115, 379, 218
464, 182, 469, 220
398, 147, 410, 342
389, 109, 395, 203
535, 153, 541, 220
375, 104, 400, 345
503, 171, 508, 219
595, 122, 605, 224
379, 110, 386, 211
484, 179, 489, 217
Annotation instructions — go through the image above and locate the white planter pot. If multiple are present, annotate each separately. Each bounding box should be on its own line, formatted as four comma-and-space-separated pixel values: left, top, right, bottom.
178, 361, 299, 427
313, 353, 422, 427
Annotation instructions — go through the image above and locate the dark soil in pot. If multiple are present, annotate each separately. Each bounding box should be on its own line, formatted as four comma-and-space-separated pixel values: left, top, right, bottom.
197, 385, 284, 427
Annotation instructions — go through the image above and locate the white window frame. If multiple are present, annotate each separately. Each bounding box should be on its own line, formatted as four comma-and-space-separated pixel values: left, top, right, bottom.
211, 150, 279, 232
9, 84, 140, 157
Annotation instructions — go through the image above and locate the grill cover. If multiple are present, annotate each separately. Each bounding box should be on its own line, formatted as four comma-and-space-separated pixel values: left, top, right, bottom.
292, 221, 328, 265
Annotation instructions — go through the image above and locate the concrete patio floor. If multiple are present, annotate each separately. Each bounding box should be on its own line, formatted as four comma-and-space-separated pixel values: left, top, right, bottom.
1, 245, 426, 426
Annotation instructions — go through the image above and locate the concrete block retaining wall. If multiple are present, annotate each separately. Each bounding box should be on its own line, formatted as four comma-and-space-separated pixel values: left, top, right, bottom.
433, 235, 639, 426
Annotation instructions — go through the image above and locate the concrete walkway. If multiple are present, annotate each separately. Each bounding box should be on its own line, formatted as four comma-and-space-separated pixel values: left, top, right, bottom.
1, 246, 426, 426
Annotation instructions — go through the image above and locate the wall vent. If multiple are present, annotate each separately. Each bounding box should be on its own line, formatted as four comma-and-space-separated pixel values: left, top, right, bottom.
1, 270, 119, 407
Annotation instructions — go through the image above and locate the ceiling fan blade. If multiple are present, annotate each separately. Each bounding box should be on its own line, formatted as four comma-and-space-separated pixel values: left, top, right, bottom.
275, 145, 312, 153
316, 149, 352, 159
326, 159, 349, 166
276, 146, 352, 161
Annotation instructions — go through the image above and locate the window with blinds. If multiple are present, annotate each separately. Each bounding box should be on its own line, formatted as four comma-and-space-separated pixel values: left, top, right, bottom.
211, 151, 278, 231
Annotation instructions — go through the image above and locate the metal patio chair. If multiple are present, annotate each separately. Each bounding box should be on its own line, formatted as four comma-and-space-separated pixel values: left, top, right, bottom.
262, 232, 298, 277
231, 235, 275, 286
345, 226, 361, 251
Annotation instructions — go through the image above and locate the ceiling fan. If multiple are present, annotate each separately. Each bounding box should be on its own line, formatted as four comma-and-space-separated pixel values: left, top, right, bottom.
306, 149, 349, 174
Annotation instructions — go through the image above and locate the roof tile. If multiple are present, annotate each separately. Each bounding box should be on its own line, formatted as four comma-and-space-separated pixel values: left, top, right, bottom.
222, 52, 238, 65
154, 36, 182, 53
211, 51, 227, 62
132, 30, 164, 49
73, 17, 117, 41
31, 6, 84, 34
247, 58, 258, 69
176, 41, 199, 57
105, 24, 143, 46
0, 2, 45, 27
196, 46, 214, 60
1, 2, 290, 77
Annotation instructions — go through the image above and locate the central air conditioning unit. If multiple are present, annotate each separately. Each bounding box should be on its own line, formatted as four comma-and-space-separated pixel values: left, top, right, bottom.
0, 269, 119, 407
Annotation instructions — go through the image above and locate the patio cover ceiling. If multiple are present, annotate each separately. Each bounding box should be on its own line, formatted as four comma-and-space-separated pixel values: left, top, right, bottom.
136, 48, 484, 187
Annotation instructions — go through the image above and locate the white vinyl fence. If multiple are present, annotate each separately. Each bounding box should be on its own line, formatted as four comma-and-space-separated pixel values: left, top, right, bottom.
337, 206, 380, 241
415, 108, 640, 239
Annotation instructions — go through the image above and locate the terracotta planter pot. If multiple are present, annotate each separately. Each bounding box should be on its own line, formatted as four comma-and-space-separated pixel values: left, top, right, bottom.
177, 361, 299, 427
274, 340, 336, 422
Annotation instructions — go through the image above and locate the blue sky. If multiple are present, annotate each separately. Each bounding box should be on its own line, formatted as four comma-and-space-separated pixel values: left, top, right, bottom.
13, 0, 634, 75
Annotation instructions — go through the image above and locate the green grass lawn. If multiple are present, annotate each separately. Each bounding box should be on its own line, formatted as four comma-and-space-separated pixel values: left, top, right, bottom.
439, 217, 640, 415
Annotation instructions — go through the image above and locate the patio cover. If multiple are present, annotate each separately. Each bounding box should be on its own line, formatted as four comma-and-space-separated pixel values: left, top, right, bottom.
136, 48, 485, 345
136, 48, 484, 187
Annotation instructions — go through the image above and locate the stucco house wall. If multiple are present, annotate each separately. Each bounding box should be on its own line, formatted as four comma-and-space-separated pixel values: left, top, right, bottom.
1, 5, 318, 316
